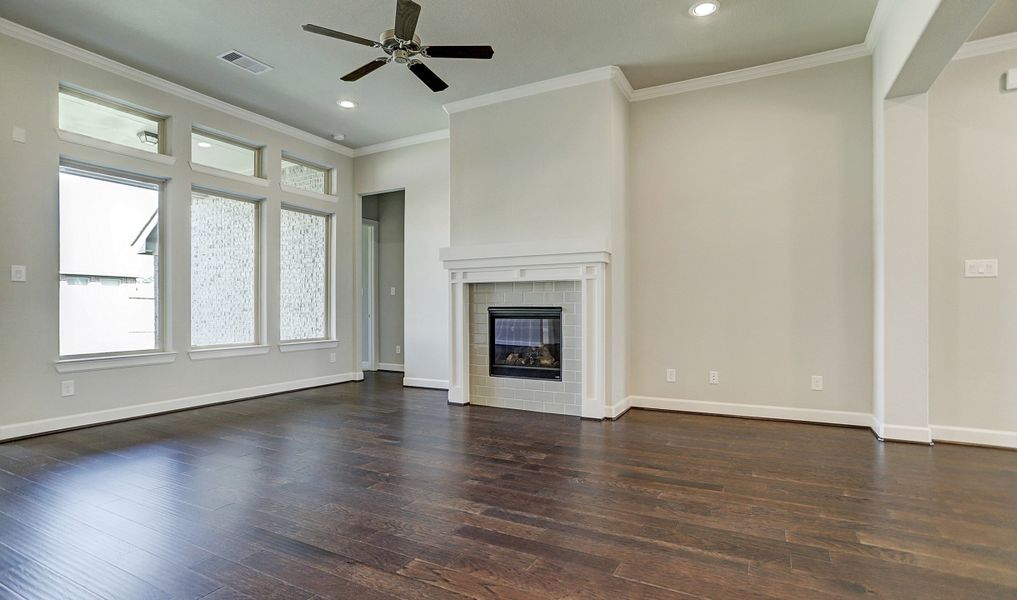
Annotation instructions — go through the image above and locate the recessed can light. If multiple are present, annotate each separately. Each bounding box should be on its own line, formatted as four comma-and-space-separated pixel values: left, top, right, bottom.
690, 1, 719, 17
332, 133, 346, 141
337, 99, 357, 109
196, 141, 212, 148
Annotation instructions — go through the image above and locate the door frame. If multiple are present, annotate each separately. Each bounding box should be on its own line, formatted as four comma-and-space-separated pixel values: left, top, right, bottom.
361, 218, 379, 371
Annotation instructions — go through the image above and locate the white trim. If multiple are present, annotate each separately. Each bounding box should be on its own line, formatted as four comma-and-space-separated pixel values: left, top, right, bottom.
953, 32, 1017, 61
190, 162, 270, 187
377, 362, 404, 372
624, 395, 874, 428
930, 425, 1017, 449
607, 396, 631, 420
278, 339, 338, 353
630, 44, 871, 102
279, 184, 337, 203
353, 130, 450, 157
439, 239, 612, 271
879, 423, 933, 444
57, 130, 177, 165
0, 18, 354, 157
443, 67, 630, 114
404, 377, 449, 390
865, 0, 893, 52
0, 372, 360, 441
188, 345, 270, 361
54, 351, 177, 373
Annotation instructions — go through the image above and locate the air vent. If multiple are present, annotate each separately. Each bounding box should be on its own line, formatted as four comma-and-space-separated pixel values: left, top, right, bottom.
217, 50, 273, 75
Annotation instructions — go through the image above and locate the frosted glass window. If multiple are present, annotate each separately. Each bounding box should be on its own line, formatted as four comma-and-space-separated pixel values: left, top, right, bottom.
190, 191, 259, 347
59, 89, 164, 154
59, 167, 161, 357
192, 130, 260, 176
280, 209, 329, 341
281, 156, 330, 194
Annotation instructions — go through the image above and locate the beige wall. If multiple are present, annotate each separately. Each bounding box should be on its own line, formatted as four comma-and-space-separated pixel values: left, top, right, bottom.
376, 191, 405, 367
0, 34, 355, 436
354, 140, 450, 387
627, 57, 874, 414
929, 49, 1017, 434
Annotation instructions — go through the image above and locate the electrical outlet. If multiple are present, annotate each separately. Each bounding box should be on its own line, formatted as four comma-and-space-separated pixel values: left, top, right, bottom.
12, 126, 26, 143
964, 259, 998, 278
665, 368, 677, 383
709, 370, 719, 385
329, 352, 336, 364
811, 375, 824, 391
390, 287, 397, 296
10, 265, 26, 282
395, 345, 401, 355
61, 380, 75, 397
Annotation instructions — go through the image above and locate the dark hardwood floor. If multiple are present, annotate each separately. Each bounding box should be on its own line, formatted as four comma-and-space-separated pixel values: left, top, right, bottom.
0, 372, 1015, 599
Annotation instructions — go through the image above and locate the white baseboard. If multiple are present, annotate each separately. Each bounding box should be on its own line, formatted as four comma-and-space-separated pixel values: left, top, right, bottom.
377, 363, 405, 372
0, 372, 361, 441
878, 423, 933, 444
607, 396, 632, 419
931, 425, 1017, 449
403, 377, 449, 390
624, 395, 873, 428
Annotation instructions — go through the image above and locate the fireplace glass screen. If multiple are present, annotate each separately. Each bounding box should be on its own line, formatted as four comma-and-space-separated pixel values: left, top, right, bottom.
488, 307, 563, 381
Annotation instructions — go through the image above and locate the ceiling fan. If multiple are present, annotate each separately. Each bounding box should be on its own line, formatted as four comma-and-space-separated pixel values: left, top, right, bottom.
302, 0, 494, 92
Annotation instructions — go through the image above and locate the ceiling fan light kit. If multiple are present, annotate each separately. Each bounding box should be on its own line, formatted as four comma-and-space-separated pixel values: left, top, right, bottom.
302, 0, 495, 92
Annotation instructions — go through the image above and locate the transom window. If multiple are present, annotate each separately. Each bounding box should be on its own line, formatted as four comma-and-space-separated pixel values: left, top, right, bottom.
59, 87, 165, 154
280, 207, 330, 341
191, 129, 262, 177
281, 155, 332, 195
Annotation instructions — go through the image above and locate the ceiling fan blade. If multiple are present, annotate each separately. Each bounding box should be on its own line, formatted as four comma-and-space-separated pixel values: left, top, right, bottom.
394, 0, 421, 41
341, 58, 389, 82
408, 61, 449, 92
423, 45, 495, 59
302, 24, 379, 48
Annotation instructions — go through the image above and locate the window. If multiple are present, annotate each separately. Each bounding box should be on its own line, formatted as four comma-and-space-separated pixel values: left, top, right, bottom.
59, 87, 165, 154
281, 155, 331, 195
280, 208, 330, 341
191, 129, 262, 177
59, 165, 161, 357
190, 190, 260, 347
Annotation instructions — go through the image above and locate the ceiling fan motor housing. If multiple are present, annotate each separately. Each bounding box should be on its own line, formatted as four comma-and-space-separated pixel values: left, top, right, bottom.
381, 28, 421, 63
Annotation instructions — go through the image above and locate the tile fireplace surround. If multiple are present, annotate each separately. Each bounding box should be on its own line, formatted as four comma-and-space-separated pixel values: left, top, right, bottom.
440, 241, 611, 419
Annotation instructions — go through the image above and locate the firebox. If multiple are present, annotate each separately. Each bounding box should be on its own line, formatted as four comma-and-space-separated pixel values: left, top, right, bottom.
488, 307, 563, 381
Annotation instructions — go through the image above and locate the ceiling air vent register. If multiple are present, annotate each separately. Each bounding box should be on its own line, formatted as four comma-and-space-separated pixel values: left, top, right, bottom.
217, 50, 273, 75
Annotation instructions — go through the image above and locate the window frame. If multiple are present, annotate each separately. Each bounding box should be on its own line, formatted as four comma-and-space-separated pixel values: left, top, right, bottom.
190, 127, 265, 179
279, 204, 334, 344
280, 153, 335, 196
58, 85, 168, 155
57, 160, 168, 361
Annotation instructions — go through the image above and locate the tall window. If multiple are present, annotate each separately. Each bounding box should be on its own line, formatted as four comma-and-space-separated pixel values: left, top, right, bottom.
191, 128, 262, 177
280, 208, 330, 341
59, 165, 161, 357
281, 155, 331, 195
59, 87, 165, 154
190, 190, 260, 347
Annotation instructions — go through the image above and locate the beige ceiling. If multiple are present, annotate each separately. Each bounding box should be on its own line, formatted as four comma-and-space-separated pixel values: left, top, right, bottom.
1, 0, 881, 147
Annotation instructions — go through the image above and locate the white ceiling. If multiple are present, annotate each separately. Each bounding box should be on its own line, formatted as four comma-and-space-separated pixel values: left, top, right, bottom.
3, 0, 884, 147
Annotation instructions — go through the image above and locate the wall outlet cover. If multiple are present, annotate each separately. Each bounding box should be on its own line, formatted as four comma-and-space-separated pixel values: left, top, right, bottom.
811, 375, 824, 391
709, 370, 719, 385
61, 380, 75, 397
395, 345, 402, 355
329, 352, 337, 364
964, 259, 998, 278
12, 126, 26, 143
666, 368, 677, 383
10, 265, 27, 282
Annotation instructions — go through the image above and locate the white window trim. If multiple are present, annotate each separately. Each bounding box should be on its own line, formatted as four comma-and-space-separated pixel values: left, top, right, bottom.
280, 183, 337, 203
278, 339, 339, 353
57, 130, 176, 166
188, 345, 270, 361
55, 351, 177, 373
190, 162, 269, 187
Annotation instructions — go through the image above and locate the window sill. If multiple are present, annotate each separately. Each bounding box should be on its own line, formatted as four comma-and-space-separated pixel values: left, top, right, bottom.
57, 130, 176, 166
278, 339, 338, 353
190, 163, 270, 187
280, 184, 338, 203
189, 345, 270, 361
55, 351, 177, 373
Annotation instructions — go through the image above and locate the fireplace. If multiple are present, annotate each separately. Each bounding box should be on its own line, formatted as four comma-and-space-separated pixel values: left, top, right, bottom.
488, 307, 563, 381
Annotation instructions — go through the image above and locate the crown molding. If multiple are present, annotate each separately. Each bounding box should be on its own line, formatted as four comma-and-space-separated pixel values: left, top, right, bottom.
0, 18, 355, 158
443, 66, 631, 114
352, 129, 449, 158
953, 31, 1017, 61
630, 44, 871, 102
865, 0, 893, 52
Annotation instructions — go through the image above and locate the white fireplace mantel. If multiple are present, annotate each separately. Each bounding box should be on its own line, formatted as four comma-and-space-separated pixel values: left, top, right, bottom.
440, 240, 611, 419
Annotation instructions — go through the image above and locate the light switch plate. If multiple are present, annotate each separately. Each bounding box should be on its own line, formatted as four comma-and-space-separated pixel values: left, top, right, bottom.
964, 259, 998, 278
12, 126, 26, 143
10, 265, 26, 282
811, 375, 824, 391
1007, 68, 1017, 91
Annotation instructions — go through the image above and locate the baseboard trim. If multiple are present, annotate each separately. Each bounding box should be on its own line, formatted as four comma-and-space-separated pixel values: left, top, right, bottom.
377, 363, 405, 372
607, 396, 632, 420
879, 423, 933, 445
931, 425, 1017, 450
0, 372, 361, 442
624, 395, 873, 428
403, 377, 449, 390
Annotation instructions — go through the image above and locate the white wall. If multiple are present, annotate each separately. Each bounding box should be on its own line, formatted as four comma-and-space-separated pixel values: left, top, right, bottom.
929, 48, 1017, 439
376, 191, 405, 367
354, 140, 450, 388
627, 57, 874, 416
0, 33, 356, 438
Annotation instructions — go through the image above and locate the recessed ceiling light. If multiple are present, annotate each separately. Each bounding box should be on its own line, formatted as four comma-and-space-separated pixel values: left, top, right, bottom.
196, 141, 212, 148
332, 133, 346, 141
689, 1, 719, 17
337, 99, 358, 110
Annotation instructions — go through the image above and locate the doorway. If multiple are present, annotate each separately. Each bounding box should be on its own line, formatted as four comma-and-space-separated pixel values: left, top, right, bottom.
361, 191, 405, 372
